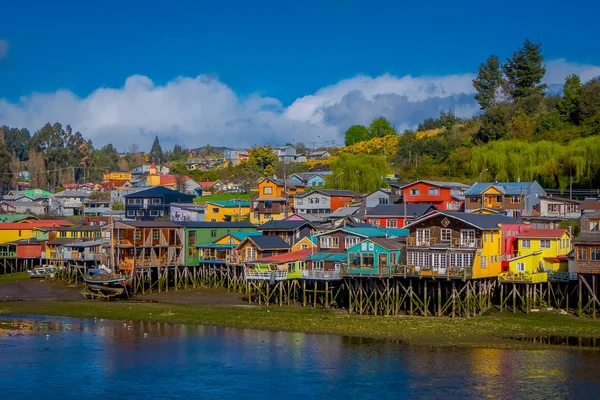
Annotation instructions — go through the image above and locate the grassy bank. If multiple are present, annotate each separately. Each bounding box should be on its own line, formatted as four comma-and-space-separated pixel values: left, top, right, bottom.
1, 300, 600, 349
0, 272, 29, 283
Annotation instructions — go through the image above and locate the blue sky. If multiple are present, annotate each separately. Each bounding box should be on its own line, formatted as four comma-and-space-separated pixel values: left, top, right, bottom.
1, 0, 599, 150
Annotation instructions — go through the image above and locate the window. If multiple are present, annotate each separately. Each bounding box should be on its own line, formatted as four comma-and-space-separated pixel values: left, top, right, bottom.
313, 261, 324, 271
386, 219, 398, 228
300, 244, 308, 250
151, 198, 161, 205
264, 213, 272, 219
590, 220, 600, 232
490, 232, 494, 243
409, 188, 420, 196
446, 202, 460, 210
440, 229, 452, 242
577, 247, 588, 260
297, 198, 303, 205
372, 219, 380, 226
460, 230, 476, 247
150, 210, 159, 216
188, 231, 197, 246
152, 230, 160, 241
263, 186, 272, 195
511, 195, 521, 204
135, 230, 142, 241
407, 252, 415, 265
127, 210, 135, 217
416, 229, 431, 246
516, 262, 525, 272
246, 247, 257, 260
432, 253, 446, 267
378, 197, 389, 205
320, 236, 339, 248
361, 253, 375, 267
137, 210, 144, 216
496, 195, 503, 203
212, 208, 219, 213
428, 188, 440, 196
417, 252, 430, 266
522, 239, 531, 248
548, 204, 559, 212
469, 197, 479, 203
540, 239, 551, 248
481, 256, 488, 269
591, 247, 600, 261
390, 252, 397, 265
567, 204, 578, 213
264, 201, 273, 209
345, 237, 360, 249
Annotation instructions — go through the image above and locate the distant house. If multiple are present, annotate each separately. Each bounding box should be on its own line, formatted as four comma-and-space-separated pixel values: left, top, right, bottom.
366, 188, 392, 208
102, 170, 132, 182
236, 235, 291, 262
102, 180, 133, 191
289, 171, 333, 187
309, 150, 332, 160
539, 196, 581, 219
51, 190, 91, 217
366, 204, 437, 228
295, 154, 308, 163
170, 203, 206, 222
145, 163, 201, 195
204, 200, 250, 222
124, 187, 194, 221
250, 177, 305, 224
401, 180, 469, 211
256, 219, 316, 246
272, 145, 297, 163
464, 181, 546, 217
224, 148, 250, 166
291, 190, 357, 215
110, 187, 147, 206
0, 201, 47, 216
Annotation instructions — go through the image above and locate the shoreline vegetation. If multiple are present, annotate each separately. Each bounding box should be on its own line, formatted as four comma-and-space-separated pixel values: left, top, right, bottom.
1, 297, 600, 350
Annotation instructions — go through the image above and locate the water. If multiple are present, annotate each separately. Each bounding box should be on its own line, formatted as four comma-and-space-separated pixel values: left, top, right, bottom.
1, 315, 599, 399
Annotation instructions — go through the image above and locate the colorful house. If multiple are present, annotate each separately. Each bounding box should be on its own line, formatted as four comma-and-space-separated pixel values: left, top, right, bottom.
401, 181, 469, 211
256, 220, 315, 246
145, 163, 201, 195
250, 178, 305, 224
501, 229, 571, 283
291, 190, 357, 215
291, 236, 317, 251
124, 187, 195, 221
235, 236, 291, 263
0, 220, 72, 244
464, 181, 546, 217
204, 200, 250, 222
244, 249, 312, 281
102, 170, 133, 182
403, 211, 523, 279
197, 231, 262, 264
346, 238, 403, 277
289, 171, 333, 187
366, 204, 436, 228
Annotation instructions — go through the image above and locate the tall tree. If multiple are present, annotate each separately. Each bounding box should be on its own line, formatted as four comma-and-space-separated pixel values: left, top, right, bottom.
328, 153, 388, 193
246, 146, 278, 177
344, 125, 370, 146
578, 78, 600, 123
28, 150, 47, 189
149, 136, 164, 163
472, 55, 502, 110
502, 39, 547, 100
556, 74, 582, 124
1, 126, 30, 160
368, 117, 397, 138
0, 130, 13, 195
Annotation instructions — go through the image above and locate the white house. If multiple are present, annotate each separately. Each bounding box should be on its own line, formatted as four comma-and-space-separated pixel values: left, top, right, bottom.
50, 190, 91, 216
539, 196, 582, 219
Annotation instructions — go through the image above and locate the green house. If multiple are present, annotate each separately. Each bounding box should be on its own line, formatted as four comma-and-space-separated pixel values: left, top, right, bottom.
180, 221, 256, 266
346, 238, 403, 277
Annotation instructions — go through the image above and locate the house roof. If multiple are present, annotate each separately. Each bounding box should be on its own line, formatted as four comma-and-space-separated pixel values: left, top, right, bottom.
310, 150, 331, 157
580, 199, 600, 211
328, 207, 361, 218
228, 231, 263, 241
286, 213, 327, 223
206, 200, 250, 208
370, 238, 404, 250
0, 221, 72, 230
306, 252, 346, 262
243, 235, 291, 250
405, 210, 525, 230
293, 189, 357, 198
120, 221, 183, 228
290, 171, 333, 181
123, 186, 191, 198
179, 221, 255, 229
66, 239, 108, 248
572, 233, 600, 245
253, 249, 312, 263
53, 190, 91, 198
517, 229, 568, 239
400, 180, 469, 190
367, 203, 435, 218
198, 181, 216, 188
464, 181, 539, 195
539, 196, 582, 204
257, 220, 314, 231
316, 226, 408, 238
0, 214, 37, 223
47, 238, 83, 246
1, 201, 45, 208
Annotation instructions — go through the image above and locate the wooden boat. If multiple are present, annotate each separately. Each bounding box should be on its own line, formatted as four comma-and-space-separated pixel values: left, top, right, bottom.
26, 266, 58, 279
82, 267, 132, 298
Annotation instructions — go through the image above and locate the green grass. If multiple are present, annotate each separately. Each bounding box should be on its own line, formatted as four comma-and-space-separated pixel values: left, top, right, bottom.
0, 272, 29, 282
194, 192, 253, 204
1, 300, 599, 349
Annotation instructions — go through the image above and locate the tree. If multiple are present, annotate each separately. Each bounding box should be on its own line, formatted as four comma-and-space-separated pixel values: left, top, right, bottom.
328, 153, 388, 193
1, 126, 30, 160
509, 108, 535, 140
578, 79, 600, 123
503, 39, 547, 100
557, 74, 582, 124
344, 125, 370, 146
473, 55, 502, 110
0, 130, 12, 194
28, 150, 47, 189
368, 117, 397, 138
246, 146, 278, 176
149, 136, 164, 163
475, 103, 514, 142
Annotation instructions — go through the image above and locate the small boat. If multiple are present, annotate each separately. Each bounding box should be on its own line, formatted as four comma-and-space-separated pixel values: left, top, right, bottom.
26, 266, 58, 279
83, 267, 132, 298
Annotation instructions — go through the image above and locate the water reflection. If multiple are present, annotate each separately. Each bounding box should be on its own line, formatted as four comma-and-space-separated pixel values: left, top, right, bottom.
0, 315, 599, 399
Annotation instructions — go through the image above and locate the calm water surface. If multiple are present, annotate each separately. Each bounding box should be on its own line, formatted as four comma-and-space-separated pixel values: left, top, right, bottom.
0, 315, 599, 399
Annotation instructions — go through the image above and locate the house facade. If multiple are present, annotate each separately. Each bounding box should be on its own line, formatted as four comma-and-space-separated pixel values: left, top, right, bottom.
365, 189, 392, 208
236, 236, 290, 263
169, 203, 206, 222
572, 211, 600, 275
539, 196, 581, 219
401, 181, 468, 211
124, 187, 194, 221
272, 146, 297, 163
346, 238, 403, 277
250, 178, 305, 224
102, 170, 133, 182
256, 220, 315, 246
366, 204, 436, 228
292, 190, 356, 215
204, 200, 250, 222
464, 181, 546, 217
50, 190, 91, 216
289, 171, 333, 187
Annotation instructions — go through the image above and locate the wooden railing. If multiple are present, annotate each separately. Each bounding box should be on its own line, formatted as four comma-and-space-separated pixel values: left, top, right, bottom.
301, 270, 342, 280
396, 265, 473, 279
244, 270, 287, 281
498, 272, 548, 283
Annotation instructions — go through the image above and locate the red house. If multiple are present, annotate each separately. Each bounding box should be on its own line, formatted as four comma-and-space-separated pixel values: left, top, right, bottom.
401, 181, 469, 211
500, 222, 530, 271
366, 204, 436, 228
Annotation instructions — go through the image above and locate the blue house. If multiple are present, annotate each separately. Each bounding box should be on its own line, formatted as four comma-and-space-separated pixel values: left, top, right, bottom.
346, 238, 403, 277
290, 171, 333, 188
124, 187, 195, 221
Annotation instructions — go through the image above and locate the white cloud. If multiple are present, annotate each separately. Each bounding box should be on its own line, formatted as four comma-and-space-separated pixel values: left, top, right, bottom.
0, 39, 8, 61
545, 59, 600, 85
0, 58, 598, 151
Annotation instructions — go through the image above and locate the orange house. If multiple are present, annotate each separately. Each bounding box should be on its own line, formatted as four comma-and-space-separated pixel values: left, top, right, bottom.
292, 190, 357, 215
250, 178, 305, 224
401, 181, 469, 211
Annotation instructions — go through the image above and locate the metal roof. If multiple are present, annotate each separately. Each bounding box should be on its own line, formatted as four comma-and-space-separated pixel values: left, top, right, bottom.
123, 186, 191, 198
244, 235, 291, 250
306, 252, 346, 262
293, 189, 357, 198
179, 221, 255, 229
464, 181, 539, 195
405, 210, 525, 230
257, 220, 313, 231
366, 203, 435, 217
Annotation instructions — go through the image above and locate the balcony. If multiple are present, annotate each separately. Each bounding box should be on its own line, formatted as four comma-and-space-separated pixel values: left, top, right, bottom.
483, 197, 503, 209
406, 237, 481, 249
396, 265, 473, 279
301, 270, 342, 280
498, 272, 548, 284
244, 269, 287, 281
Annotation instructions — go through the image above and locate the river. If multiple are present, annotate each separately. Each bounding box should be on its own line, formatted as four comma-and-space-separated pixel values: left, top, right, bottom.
0, 315, 598, 399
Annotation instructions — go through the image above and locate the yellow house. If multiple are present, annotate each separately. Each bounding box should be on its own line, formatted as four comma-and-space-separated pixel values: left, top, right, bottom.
291, 236, 317, 252
249, 178, 305, 224
504, 229, 570, 282
0, 221, 72, 244
204, 201, 250, 222
102, 170, 132, 181
214, 231, 262, 246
